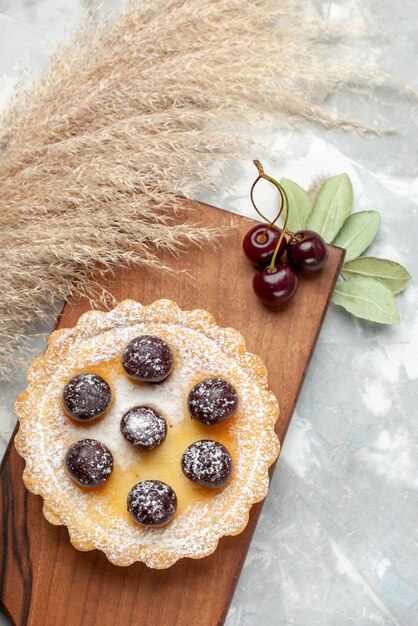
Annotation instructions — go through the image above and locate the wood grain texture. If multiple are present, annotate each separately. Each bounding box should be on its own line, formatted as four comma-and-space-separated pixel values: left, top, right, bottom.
0, 201, 344, 626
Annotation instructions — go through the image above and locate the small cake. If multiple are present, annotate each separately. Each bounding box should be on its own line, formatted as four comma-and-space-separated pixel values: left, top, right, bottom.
14, 299, 280, 568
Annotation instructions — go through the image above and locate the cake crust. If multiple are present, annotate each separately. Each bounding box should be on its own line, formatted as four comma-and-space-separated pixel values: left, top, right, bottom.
15, 299, 280, 568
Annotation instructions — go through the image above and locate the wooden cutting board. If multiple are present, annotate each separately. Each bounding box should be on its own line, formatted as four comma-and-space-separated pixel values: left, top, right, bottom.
0, 201, 344, 626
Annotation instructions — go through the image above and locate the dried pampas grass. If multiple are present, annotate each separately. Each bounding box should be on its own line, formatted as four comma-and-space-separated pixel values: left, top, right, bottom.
0, 0, 375, 378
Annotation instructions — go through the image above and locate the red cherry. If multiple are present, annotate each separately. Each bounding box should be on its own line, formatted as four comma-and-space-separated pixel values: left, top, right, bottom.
287, 230, 328, 273
243, 224, 287, 267
252, 262, 298, 305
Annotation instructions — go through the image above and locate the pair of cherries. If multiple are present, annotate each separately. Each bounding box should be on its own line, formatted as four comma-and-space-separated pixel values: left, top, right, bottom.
243, 161, 328, 305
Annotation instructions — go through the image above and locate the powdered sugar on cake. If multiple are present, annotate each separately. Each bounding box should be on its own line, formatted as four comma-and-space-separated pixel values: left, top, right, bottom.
14, 299, 280, 568
73, 365, 196, 469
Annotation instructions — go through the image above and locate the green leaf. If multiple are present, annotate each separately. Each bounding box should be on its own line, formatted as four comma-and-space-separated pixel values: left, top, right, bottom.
307, 173, 352, 243
341, 257, 411, 294
333, 211, 380, 261
280, 178, 312, 231
332, 276, 400, 324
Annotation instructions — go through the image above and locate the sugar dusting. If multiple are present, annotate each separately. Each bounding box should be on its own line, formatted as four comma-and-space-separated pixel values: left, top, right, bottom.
63, 373, 111, 420
182, 440, 232, 487
65, 439, 114, 486
128, 480, 177, 526
15, 300, 280, 568
121, 406, 167, 450
75, 365, 196, 470
122, 335, 174, 381
188, 377, 238, 424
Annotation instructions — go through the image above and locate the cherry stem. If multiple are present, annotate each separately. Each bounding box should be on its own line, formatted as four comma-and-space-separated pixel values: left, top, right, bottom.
253, 161, 290, 272
250, 174, 285, 233
284, 229, 297, 238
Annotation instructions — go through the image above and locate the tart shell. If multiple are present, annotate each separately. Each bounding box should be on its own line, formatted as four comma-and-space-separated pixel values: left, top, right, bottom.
15, 299, 280, 568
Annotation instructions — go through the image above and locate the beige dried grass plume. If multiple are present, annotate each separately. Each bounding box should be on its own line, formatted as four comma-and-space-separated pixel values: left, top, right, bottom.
0, 0, 373, 378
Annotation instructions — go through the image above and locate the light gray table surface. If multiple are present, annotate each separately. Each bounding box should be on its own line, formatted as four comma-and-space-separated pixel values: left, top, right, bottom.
0, 1, 417, 625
